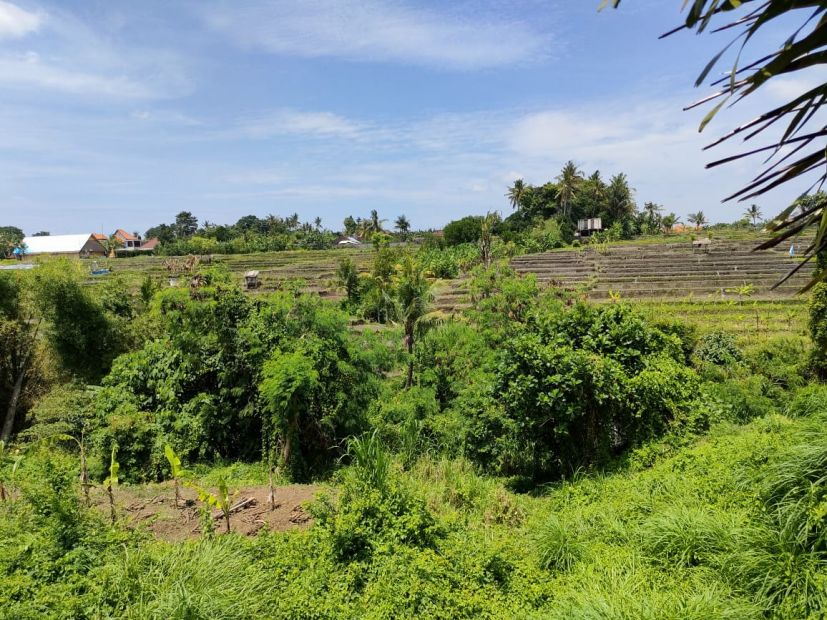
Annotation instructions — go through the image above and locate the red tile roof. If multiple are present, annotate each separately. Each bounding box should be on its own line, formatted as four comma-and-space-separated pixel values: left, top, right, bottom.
114, 228, 139, 242
141, 238, 160, 250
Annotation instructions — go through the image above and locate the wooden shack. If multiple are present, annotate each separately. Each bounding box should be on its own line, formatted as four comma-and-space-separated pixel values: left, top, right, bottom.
692, 237, 712, 253
245, 270, 260, 290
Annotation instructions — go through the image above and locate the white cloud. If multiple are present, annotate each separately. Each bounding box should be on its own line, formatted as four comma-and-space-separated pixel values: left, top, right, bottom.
0, 1, 40, 40
200, 0, 550, 69
0, 52, 156, 98
235, 110, 363, 139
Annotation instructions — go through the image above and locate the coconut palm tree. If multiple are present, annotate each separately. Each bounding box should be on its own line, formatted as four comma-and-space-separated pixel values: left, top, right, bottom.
313, 216, 322, 231
687, 211, 707, 229
744, 204, 763, 227
605, 173, 635, 226
556, 161, 583, 219
661, 212, 681, 233
643, 202, 663, 222
394, 256, 435, 388
394, 215, 411, 239
506, 179, 527, 210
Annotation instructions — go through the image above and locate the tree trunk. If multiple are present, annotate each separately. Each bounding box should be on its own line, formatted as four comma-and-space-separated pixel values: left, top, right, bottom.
2, 352, 30, 443
405, 328, 414, 389
1, 320, 40, 444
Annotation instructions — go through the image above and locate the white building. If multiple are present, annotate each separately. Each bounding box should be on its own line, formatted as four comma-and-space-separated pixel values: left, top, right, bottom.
21, 234, 106, 257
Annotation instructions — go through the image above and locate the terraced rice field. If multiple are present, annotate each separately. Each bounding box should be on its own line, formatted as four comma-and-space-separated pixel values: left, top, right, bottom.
75, 238, 812, 326
511, 238, 813, 300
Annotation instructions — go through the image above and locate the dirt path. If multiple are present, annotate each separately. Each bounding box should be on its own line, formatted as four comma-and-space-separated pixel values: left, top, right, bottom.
95, 481, 322, 542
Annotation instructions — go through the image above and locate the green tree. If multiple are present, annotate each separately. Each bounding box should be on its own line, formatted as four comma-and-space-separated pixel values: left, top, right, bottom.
443, 215, 483, 246
335, 257, 361, 307
661, 213, 680, 233
343, 216, 358, 236
0, 273, 44, 442
506, 178, 527, 211
688, 211, 707, 229
0, 226, 24, 258
393, 256, 434, 388
31, 260, 120, 382
394, 215, 411, 239
643, 202, 663, 226
604, 173, 636, 230
174, 212, 198, 239
745, 204, 763, 227
556, 161, 583, 220
260, 349, 320, 477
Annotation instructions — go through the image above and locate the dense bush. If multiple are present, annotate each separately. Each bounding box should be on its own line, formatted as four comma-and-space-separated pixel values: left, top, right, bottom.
462, 302, 698, 480
96, 276, 380, 480
809, 282, 827, 378
443, 215, 483, 246
694, 330, 742, 366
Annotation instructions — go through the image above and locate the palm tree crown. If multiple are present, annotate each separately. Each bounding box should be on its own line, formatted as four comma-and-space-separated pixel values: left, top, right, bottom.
687, 211, 708, 229
506, 179, 527, 210
556, 161, 583, 218
744, 204, 763, 226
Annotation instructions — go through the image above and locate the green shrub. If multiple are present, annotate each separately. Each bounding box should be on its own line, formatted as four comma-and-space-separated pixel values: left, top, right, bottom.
701, 377, 776, 424
534, 515, 583, 571
786, 384, 827, 418
695, 331, 742, 366
641, 506, 740, 567
743, 336, 807, 390
443, 216, 483, 246
808, 283, 827, 378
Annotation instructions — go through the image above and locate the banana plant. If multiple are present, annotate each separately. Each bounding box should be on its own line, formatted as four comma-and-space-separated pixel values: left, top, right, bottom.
194, 477, 235, 534
164, 445, 186, 508
103, 445, 120, 525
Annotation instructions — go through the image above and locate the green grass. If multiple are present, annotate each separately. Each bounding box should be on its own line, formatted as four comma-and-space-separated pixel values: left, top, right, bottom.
637, 299, 807, 344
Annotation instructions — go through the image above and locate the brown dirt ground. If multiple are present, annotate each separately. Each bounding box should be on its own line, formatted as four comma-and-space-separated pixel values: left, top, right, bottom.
93, 481, 322, 542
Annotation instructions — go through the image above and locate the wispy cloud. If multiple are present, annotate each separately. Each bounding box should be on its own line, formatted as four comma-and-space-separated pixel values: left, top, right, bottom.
199, 0, 551, 69
234, 109, 363, 139
0, 1, 40, 39
0, 2, 191, 100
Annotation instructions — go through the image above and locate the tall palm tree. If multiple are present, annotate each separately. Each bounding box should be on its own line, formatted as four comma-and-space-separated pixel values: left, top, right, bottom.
606, 173, 635, 225
394, 256, 435, 388
394, 215, 411, 238
556, 161, 583, 219
687, 211, 707, 229
744, 204, 763, 227
313, 216, 322, 230
506, 179, 527, 210
661, 212, 681, 233
370, 209, 386, 232
643, 202, 663, 222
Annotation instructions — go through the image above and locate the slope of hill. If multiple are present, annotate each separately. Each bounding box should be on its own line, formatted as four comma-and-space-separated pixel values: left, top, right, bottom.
511, 239, 813, 300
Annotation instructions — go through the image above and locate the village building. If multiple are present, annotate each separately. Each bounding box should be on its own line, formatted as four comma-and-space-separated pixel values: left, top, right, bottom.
20, 234, 107, 258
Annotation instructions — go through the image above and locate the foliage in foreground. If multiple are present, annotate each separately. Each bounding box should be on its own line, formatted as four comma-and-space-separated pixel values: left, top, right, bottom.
2, 400, 827, 618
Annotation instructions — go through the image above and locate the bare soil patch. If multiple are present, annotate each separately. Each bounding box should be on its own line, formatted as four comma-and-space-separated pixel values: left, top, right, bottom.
94, 481, 321, 542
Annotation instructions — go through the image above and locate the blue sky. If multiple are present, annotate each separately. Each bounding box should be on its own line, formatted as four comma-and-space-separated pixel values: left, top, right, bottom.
0, 0, 817, 235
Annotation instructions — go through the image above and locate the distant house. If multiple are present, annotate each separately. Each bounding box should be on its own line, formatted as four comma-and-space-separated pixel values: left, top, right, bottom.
114, 229, 142, 250
108, 229, 160, 254
576, 218, 603, 237
21, 234, 106, 258
335, 235, 363, 247
141, 238, 160, 251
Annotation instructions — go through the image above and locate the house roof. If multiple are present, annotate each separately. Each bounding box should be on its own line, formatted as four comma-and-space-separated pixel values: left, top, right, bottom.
22, 234, 96, 254
92, 233, 107, 241
141, 237, 160, 250
114, 228, 139, 241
